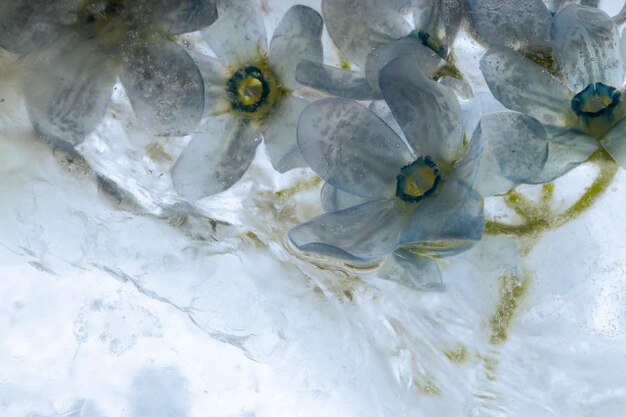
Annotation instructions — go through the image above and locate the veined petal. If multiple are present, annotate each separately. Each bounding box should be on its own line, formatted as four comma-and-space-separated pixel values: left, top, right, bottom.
600, 117, 626, 168
295, 61, 380, 100
262, 95, 308, 173
191, 52, 231, 115
465, 0, 552, 51
269, 5, 323, 90
297, 98, 413, 199
120, 41, 205, 136
379, 56, 463, 165
471, 112, 549, 196
527, 126, 598, 183
320, 182, 369, 212
203, 0, 267, 66
365, 36, 445, 95
553, 4, 624, 93
391, 249, 444, 291
322, 0, 413, 68
288, 198, 409, 262
480, 47, 573, 126
400, 177, 484, 251
171, 116, 261, 199
151, 0, 218, 35
22, 40, 115, 148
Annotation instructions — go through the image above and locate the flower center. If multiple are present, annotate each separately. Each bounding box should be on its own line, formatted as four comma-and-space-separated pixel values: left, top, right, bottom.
79, 0, 141, 50
416, 30, 445, 57
395, 156, 442, 203
571, 82, 621, 119
226, 62, 284, 118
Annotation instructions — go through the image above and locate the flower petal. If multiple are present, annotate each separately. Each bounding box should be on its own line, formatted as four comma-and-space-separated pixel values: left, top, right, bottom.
151, 0, 218, 35
365, 37, 445, 95
288, 198, 409, 261
465, 0, 552, 50
22, 41, 115, 148
413, 0, 463, 55
553, 4, 624, 92
262, 95, 308, 173
390, 249, 444, 291
120, 40, 205, 136
480, 47, 573, 126
527, 126, 598, 183
171, 116, 261, 199
203, 0, 266, 65
322, 0, 413, 68
268, 5, 323, 90
295, 61, 380, 100
297, 98, 413, 199
400, 177, 484, 251
320, 182, 369, 212
471, 112, 549, 196
600, 118, 626, 168
379, 56, 463, 164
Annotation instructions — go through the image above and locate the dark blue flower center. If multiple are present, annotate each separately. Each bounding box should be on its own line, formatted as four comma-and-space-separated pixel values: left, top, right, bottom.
396, 156, 442, 203
571, 82, 621, 119
227, 66, 271, 113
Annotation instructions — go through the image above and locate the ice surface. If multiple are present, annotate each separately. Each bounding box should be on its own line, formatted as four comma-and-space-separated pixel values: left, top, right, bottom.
2, 0, 626, 416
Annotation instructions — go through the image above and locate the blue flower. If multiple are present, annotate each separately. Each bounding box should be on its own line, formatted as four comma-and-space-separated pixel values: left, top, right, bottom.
171, 2, 324, 200
480, 4, 626, 181
295, 0, 463, 100
0, 0, 217, 148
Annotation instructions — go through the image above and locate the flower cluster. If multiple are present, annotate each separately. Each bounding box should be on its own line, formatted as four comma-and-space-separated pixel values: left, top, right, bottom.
3, 0, 624, 284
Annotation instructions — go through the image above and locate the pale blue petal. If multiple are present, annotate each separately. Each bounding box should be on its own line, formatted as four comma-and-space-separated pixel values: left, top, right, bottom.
288, 198, 409, 261
262, 95, 308, 173
553, 4, 624, 92
390, 249, 444, 291
600, 117, 626, 168
379, 57, 464, 164
120, 41, 205, 136
151, 0, 218, 35
320, 182, 369, 212
297, 98, 413, 199
171, 116, 261, 199
269, 5, 323, 90
322, 0, 413, 68
23, 40, 115, 148
480, 47, 573, 126
466, 0, 552, 50
295, 61, 380, 100
203, 0, 266, 65
413, 0, 463, 55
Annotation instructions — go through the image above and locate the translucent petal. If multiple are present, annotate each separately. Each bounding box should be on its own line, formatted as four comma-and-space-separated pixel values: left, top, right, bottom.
465, 0, 552, 51
480, 47, 574, 126
322, 0, 413, 68
390, 249, 444, 291
120, 41, 205, 136
171, 116, 261, 200
553, 4, 624, 93
320, 183, 369, 212
203, 0, 267, 66
600, 117, 626, 168
379, 57, 463, 164
471, 112, 550, 196
268, 5, 323, 90
527, 126, 599, 183
22, 41, 115, 148
295, 61, 380, 100
288, 198, 409, 262
413, 0, 463, 54
297, 98, 413, 199
262, 95, 308, 173
150, 0, 218, 35
365, 37, 445, 95
191, 53, 231, 115
400, 177, 484, 250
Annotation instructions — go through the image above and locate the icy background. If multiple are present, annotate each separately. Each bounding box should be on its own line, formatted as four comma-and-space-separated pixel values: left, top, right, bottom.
2, 0, 626, 416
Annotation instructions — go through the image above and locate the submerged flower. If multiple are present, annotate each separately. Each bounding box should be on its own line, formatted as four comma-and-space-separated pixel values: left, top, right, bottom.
295, 0, 462, 100
0, 0, 217, 148
171, 1, 323, 200
480, 4, 626, 181
288, 57, 490, 275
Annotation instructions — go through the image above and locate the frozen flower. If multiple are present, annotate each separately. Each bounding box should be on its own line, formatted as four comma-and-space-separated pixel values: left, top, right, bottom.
296, 0, 462, 100
0, 0, 217, 148
171, 2, 323, 200
480, 4, 626, 181
288, 57, 547, 273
